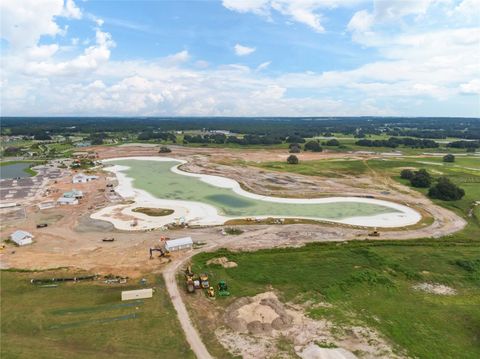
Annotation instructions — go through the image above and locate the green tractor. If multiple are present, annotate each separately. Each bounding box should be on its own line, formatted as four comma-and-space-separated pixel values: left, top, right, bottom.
217, 280, 230, 297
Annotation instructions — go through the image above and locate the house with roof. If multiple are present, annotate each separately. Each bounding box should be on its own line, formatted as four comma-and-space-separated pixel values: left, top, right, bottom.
63, 190, 83, 199
72, 173, 99, 184
10, 230, 34, 246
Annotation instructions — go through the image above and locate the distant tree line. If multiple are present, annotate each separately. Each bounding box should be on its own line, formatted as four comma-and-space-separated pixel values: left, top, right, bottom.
355, 137, 439, 148
2, 117, 479, 140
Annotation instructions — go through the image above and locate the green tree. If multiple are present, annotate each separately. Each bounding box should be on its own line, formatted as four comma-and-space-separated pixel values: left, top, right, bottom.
325, 139, 340, 146
400, 169, 414, 180
428, 177, 465, 201
287, 155, 299, 164
443, 154, 455, 162
304, 140, 322, 152
410, 169, 432, 188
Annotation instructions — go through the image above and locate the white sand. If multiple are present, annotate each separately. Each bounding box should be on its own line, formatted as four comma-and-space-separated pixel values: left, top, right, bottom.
91, 156, 422, 230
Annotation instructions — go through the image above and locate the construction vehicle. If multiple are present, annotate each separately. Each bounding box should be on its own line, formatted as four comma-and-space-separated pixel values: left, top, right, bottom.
217, 280, 230, 296
199, 273, 209, 289
207, 286, 215, 298
36, 223, 48, 228
149, 247, 171, 259
185, 265, 195, 293
102, 237, 115, 242
368, 228, 380, 237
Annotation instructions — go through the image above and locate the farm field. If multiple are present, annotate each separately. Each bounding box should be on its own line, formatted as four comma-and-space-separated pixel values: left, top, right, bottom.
0, 270, 194, 359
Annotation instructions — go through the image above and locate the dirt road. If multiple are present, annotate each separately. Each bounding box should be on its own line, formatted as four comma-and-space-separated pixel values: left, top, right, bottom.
163, 247, 216, 359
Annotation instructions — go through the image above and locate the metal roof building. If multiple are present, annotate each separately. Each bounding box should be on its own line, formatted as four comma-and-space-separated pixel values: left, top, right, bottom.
10, 230, 34, 246
165, 237, 193, 252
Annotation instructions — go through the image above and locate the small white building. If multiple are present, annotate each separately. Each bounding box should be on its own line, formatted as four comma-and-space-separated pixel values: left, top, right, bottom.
72, 173, 99, 184
10, 230, 34, 246
121, 288, 153, 301
165, 236, 193, 252
57, 197, 79, 205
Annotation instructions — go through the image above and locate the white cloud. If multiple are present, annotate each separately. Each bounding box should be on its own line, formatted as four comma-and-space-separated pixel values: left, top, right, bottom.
256, 61, 271, 71
162, 50, 190, 65
347, 9, 374, 33
234, 44, 256, 56
460, 79, 480, 95
223, 0, 363, 33
0, 0, 82, 49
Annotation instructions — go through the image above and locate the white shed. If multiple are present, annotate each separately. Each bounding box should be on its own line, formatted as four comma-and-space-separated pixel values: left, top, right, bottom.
121, 288, 153, 301
10, 230, 34, 246
165, 237, 193, 252
57, 197, 79, 205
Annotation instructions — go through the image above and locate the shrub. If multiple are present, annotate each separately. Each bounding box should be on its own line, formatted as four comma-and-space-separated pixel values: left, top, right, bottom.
325, 139, 340, 146
159, 146, 172, 153
443, 154, 455, 162
287, 155, 299, 164
428, 177, 465, 201
410, 169, 431, 188
304, 140, 322, 152
400, 169, 414, 180
288, 143, 301, 153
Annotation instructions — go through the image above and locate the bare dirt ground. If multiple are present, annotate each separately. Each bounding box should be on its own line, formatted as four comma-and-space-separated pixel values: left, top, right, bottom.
1, 144, 466, 273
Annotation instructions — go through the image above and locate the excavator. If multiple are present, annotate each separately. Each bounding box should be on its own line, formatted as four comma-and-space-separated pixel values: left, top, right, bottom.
149, 245, 171, 259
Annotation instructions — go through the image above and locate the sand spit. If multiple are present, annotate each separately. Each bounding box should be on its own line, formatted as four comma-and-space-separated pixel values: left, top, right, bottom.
91, 157, 422, 230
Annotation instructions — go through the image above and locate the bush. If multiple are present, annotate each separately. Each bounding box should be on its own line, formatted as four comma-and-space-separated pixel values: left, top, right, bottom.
288, 143, 301, 153
466, 147, 476, 153
428, 177, 465, 201
443, 154, 455, 162
287, 155, 299, 164
325, 139, 340, 146
410, 169, 431, 188
304, 140, 322, 152
159, 146, 172, 153
400, 169, 414, 180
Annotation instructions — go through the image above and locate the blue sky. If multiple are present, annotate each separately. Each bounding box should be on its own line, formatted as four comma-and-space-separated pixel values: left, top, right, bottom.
1, 0, 479, 116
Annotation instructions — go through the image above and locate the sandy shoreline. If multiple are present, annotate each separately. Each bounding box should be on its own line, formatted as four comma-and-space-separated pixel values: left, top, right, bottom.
91, 156, 422, 230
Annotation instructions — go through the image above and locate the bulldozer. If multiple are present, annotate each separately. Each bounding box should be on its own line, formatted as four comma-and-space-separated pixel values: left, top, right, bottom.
217, 280, 230, 296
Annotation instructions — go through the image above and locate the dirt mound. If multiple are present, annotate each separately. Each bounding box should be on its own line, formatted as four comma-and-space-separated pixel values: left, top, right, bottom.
225, 292, 293, 335
206, 256, 238, 268
413, 282, 457, 295
218, 292, 405, 359
299, 343, 357, 359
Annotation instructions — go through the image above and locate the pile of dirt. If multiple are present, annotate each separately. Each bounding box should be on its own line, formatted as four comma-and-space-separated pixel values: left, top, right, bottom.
224, 292, 293, 335
217, 292, 405, 359
206, 256, 238, 268
413, 282, 457, 295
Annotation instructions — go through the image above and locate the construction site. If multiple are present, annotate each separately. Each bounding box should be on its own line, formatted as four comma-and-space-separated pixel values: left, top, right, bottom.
1, 144, 477, 359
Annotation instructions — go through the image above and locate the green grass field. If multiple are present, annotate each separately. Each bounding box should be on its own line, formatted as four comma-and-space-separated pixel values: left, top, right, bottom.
0, 271, 194, 359
192, 240, 480, 359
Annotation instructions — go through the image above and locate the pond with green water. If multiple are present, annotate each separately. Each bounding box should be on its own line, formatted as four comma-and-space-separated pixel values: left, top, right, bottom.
112, 159, 400, 220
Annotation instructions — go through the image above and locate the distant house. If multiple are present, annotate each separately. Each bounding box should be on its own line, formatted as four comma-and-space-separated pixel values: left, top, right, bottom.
57, 197, 79, 205
10, 230, 34, 246
72, 173, 99, 184
165, 237, 193, 252
63, 190, 83, 199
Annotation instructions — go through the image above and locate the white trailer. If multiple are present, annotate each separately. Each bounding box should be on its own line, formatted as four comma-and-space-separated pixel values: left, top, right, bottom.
121, 288, 153, 301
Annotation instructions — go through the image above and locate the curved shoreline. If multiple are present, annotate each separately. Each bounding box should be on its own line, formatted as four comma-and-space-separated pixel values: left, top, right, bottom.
93, 156, 422, 229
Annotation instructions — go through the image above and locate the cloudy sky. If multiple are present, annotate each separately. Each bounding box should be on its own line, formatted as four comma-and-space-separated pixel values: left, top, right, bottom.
1, 0, 479, 117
